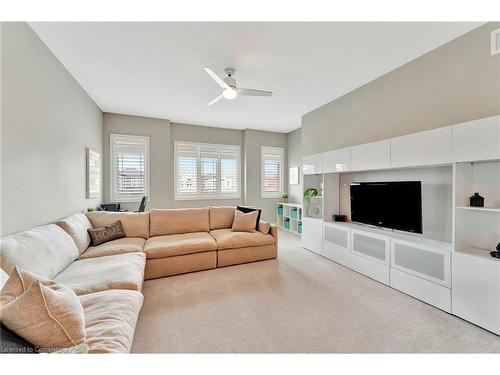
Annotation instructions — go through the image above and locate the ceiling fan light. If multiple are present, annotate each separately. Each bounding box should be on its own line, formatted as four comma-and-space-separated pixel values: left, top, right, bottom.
222, 88, 237, 100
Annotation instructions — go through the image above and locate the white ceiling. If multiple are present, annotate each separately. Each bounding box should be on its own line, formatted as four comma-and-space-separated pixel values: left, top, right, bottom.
29, 22, 481, 133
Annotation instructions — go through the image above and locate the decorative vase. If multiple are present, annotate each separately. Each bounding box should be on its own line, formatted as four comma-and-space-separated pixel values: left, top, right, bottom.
282, 197, 289, 203
469, 192, 484, 207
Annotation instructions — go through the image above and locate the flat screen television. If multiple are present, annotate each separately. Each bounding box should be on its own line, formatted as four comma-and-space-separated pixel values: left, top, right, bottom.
350, 181, 423, 234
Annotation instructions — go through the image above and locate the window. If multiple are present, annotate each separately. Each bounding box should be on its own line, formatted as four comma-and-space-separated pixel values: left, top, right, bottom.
110, 134, 149, 202
261, 146, 284, 198
175, 141, 241, 200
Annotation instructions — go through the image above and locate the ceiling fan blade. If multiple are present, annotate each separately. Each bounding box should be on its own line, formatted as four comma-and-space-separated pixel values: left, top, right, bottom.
236, 88, 273, 97
203, 68, 230, 90
207, 93, 223, 106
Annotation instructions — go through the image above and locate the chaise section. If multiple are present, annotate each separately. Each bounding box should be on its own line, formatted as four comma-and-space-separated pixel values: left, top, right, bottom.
0, 224, 79, 279
79, 289, 143, 353
209, 228, 275, 250
145, 251, 217, 279
55, 252, 146, 295
144, 232, 216, 258
212, 224, 279, 267
79, 237, 146, 260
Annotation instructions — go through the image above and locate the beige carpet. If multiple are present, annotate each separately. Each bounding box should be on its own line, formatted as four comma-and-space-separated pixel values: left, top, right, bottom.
131, 229, 500, 353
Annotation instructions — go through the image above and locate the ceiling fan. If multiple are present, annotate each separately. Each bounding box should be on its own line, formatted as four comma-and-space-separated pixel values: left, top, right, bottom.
203, 67, 273, 106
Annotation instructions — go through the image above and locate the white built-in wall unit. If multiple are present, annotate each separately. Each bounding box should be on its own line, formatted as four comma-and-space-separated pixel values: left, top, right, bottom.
276, 202, 303, 235
301, 115, 500, 335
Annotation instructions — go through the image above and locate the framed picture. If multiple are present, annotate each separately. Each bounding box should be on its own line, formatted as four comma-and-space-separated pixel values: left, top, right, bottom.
289, 166, 300, 185
86, 148, 100, 198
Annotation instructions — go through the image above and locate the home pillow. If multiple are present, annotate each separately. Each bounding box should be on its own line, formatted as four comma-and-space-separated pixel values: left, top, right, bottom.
87, 220, 125, 246
0, 269, 86, 350
236, 206, 261, 230
232, 210, 258, 233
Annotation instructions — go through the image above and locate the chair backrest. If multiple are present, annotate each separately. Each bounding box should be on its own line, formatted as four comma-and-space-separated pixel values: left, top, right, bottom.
137, 196, 148, 212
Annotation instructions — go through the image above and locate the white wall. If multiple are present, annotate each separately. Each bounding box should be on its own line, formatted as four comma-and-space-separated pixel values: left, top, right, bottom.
1, 22, 103, 235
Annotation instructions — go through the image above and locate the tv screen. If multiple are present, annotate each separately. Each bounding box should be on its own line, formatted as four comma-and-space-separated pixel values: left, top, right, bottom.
350, 181, 423, 234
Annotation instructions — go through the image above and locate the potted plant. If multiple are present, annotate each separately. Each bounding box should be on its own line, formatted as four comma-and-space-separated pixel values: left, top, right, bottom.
281, 193, 289, 203
303, 188, 318, 204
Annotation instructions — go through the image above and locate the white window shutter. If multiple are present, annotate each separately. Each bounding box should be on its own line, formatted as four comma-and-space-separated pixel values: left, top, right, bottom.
261, 146, 284, 198
110, 134, 149, 202
175, 141, 240, 200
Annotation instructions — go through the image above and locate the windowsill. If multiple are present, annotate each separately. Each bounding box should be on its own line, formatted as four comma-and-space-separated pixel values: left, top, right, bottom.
261, 194, 284, 199
174, 195, 241, 201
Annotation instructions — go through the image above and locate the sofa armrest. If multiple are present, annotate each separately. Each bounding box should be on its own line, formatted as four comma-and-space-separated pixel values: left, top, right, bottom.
269, 223, 278, 251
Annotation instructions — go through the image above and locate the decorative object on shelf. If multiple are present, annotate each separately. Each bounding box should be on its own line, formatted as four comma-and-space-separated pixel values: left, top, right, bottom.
308, 204, 322, 218
86, 148, 101, 199
289, 166, 300, 185
281, 193, 289, 203
333, 214, 348, 222
491, 243, 500, 259
469, 192, 485, 207
303, 188, 318, 204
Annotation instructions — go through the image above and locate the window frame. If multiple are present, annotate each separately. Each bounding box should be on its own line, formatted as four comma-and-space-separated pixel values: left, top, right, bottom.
261, 146, 285, 199
110, 133, 150, 203
174, 141, 241, 200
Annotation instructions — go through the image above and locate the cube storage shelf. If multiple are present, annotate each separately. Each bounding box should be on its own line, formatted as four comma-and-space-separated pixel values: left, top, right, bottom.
276, 202, 303, 236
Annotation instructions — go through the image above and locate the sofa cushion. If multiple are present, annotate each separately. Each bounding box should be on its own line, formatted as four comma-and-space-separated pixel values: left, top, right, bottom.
258, 221, 271, 235
231, 210, 258, 233
86, 211, 150, 239
79, 290, 143, 353
0, 224, 79, 279
149, 208, 209, 236
78, 237, 145, 260
0, 268, 8, 290
54, 252, 146, 296
1, 277, 85, 350
237, 206, 261, 230
87, 220, 126, 246
209, 206, 235, 230
56, 213, 93, 254
210, 229, 275, 250
144, 232, 217, 259
0, 266, 49, 305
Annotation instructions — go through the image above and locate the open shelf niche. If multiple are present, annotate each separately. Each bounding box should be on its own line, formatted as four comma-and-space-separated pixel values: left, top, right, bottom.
454, 160, 500, 257
302, 173, 324, 219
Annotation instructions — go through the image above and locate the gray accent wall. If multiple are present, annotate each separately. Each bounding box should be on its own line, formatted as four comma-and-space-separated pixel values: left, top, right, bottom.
243, 129, 287, 222
170, 122, 244, 209
302, 22, 500, 155
286, 128, 302, 204
1, 22, 103, 235
103, 113, 171, 211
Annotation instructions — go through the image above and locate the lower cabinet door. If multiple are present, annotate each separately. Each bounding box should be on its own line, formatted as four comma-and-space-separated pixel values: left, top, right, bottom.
390, 268, 451, 312
351, 229, 390, 265
391, 239, 451, 287
301, 217, 323, 255
322, 223, 350, 267
452, 251, 500, 335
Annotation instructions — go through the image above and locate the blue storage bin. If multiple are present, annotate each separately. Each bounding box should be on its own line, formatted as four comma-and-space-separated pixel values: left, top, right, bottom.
277, 206, 284, 216
284, 218, 290, 230
291, 207, 298, 219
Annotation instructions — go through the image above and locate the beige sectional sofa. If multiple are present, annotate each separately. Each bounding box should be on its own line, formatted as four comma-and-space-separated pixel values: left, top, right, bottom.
0, 207, 278, 353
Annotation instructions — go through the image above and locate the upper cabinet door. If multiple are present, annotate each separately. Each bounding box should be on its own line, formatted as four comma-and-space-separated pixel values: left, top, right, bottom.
323, 147, 351, 173
453, 116, 500, 163
302, 153, 323, 175
391, 126, 453, 168
350, 140, 390, 171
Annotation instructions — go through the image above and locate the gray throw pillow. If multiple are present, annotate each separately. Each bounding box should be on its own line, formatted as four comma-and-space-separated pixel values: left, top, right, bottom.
87, 220, 125, 246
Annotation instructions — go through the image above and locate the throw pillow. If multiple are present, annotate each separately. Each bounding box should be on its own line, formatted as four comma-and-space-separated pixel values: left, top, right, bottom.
232, 210, 258, 233
236, 206, 261, 230
0, 266, 52, 306
0, 276, 86, 350
87, 220, 125, 246
258, 221, 271, 235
